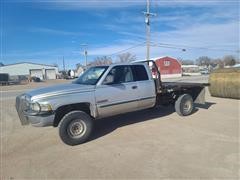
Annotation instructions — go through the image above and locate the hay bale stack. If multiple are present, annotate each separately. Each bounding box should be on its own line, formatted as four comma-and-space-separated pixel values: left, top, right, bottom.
209, 68, 240, 99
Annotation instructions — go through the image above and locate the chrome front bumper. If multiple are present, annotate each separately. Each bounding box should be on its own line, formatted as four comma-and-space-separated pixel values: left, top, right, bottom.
26, 114, 55, 127
16, 95, 55, 127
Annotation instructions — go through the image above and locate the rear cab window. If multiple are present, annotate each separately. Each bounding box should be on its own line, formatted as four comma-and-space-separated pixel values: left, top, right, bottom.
131, 65, 149, 81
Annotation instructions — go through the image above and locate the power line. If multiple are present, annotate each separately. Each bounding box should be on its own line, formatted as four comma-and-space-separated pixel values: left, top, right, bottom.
104, 41, 238, 58
106, 42, 146, 57
105, 40, 238, 59
150, 43, 186, 51
114, 30, 239, 54
151, 42, 239, 53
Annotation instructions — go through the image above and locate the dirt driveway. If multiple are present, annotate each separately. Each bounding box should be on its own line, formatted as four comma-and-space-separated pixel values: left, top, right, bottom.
0, 79, 239, 179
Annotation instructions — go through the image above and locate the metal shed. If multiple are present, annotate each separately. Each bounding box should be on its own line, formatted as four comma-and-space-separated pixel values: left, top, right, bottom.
0, 62, 58, 80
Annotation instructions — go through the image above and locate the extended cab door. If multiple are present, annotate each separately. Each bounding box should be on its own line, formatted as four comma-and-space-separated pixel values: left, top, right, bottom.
131, 64, 156, 109
95, 65, 139, 118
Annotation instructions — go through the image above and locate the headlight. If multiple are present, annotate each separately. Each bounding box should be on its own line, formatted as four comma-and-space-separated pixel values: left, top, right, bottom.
29, 102, 52, 114
30, 102, 41, 112
40, 104, 52, 112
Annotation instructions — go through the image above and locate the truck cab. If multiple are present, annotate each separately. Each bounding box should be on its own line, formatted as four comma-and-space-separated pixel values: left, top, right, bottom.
94, 63, 156, 118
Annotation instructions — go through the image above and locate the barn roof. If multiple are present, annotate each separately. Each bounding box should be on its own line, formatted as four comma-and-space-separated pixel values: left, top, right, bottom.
153, 56, 182, 66
152, 56, 178, 60
0, 62, 57, 67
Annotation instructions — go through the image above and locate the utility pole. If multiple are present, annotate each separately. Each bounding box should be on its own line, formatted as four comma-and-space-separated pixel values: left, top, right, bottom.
84, 50, 88, 66
80, 44, 88, 66
62, 56, 65, 71
143, 0, 156, 60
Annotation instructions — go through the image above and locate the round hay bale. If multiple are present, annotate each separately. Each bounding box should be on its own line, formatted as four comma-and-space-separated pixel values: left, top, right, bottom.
209, 68, 240, 99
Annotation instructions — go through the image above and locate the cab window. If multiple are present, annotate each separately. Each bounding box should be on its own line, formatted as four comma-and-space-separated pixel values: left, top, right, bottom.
103, 66, 133, 84
131, 65, 149, 81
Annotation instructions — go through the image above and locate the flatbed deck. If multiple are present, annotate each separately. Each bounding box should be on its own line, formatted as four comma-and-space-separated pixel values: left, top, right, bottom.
162, 82, 209, 88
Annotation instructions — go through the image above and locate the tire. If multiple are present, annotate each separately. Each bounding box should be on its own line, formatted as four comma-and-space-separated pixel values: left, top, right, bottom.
59, 110, 93, 146
175, 94, 194, 116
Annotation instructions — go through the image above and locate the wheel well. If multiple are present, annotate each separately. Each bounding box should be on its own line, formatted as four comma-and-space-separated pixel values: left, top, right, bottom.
175, 87, 203, 101
53, 103, 91, 127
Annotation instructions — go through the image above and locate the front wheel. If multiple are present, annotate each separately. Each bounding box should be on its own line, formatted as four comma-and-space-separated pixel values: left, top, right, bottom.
59, 111, 93, 145
175, 94, 194, 116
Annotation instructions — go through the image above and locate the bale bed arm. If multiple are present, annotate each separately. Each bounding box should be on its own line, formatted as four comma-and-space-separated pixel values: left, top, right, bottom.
133, 60, 207, 106
133, 60, 163, 93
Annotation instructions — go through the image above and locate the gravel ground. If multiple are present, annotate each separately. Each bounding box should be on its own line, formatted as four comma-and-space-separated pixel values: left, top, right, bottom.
0, 76, 239, 179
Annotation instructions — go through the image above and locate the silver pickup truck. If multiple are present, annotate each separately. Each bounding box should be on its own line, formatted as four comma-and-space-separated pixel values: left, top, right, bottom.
16, 60, 207, 145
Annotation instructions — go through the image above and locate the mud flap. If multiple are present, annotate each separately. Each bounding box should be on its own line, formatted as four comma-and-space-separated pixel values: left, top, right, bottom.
194, 87, 205, 104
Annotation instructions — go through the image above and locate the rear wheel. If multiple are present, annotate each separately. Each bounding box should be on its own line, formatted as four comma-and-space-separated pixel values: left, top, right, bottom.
59, 110, 93, 145
175, 94, 194, 116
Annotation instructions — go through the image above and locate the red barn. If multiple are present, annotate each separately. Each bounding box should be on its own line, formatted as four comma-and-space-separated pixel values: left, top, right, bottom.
154, 56, 182, 79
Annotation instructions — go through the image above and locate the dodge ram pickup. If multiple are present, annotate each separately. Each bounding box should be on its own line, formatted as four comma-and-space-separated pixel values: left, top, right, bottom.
16, 60, 207, 145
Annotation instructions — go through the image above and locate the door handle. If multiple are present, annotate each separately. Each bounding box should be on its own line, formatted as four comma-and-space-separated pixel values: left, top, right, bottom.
132, 86, 138, 89
97, 99, 108, 103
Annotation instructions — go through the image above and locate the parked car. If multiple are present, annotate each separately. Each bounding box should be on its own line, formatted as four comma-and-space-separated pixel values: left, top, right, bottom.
200, 69, 209, 75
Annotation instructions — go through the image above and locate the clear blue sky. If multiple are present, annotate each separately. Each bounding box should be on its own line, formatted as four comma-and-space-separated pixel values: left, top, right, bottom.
1, 0, 239, 69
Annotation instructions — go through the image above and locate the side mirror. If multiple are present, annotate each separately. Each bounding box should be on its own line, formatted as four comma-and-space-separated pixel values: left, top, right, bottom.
103, 74, 114, 85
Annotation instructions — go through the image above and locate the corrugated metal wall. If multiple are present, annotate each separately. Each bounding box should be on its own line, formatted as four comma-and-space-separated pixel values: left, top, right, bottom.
0, 63, 58, 77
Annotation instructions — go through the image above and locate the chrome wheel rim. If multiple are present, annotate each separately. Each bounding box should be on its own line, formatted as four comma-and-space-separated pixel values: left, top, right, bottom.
183, 100, 192, 112
67, 120, 86, 138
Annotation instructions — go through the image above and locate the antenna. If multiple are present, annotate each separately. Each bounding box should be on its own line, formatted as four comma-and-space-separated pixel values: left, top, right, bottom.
143, 0, 156, 60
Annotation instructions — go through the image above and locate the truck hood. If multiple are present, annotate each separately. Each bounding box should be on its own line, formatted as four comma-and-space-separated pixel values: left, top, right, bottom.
27, 83, 95, 100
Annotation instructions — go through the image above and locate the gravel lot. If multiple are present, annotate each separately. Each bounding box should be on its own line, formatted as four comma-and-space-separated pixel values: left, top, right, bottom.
0, 77, 239, 179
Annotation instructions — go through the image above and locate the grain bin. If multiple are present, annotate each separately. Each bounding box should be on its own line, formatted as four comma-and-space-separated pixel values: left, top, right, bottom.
209, 68, 240, 99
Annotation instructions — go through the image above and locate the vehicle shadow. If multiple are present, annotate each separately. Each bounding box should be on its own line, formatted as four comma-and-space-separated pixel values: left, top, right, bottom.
195, 102, 216, 109
89, 105, 175, 142
89, 101, 216, 142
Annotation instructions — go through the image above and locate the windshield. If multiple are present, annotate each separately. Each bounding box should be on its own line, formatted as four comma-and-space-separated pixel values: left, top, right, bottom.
73, 66, 108, 85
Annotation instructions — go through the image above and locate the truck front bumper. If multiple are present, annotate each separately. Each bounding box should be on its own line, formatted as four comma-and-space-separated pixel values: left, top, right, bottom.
16, 95, 55, 127
26, 114, 55, 127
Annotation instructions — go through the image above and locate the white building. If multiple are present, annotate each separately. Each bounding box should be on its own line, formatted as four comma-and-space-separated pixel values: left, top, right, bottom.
181, 65, 201, 76
233, 64, 240, 68
0, 62, 59, 80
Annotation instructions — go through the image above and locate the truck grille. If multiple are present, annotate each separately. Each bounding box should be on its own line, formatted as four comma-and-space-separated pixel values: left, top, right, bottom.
16, 95, 29, 125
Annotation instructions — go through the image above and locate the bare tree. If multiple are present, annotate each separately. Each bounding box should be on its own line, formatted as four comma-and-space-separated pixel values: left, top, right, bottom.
117, 52, 136, 63
179, 59, 194, 65
89, 56, 112, 66
212, 58, 224, 68
223, 55, 236, 66
196, 56, 212, 66
76, 63, 83, 69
